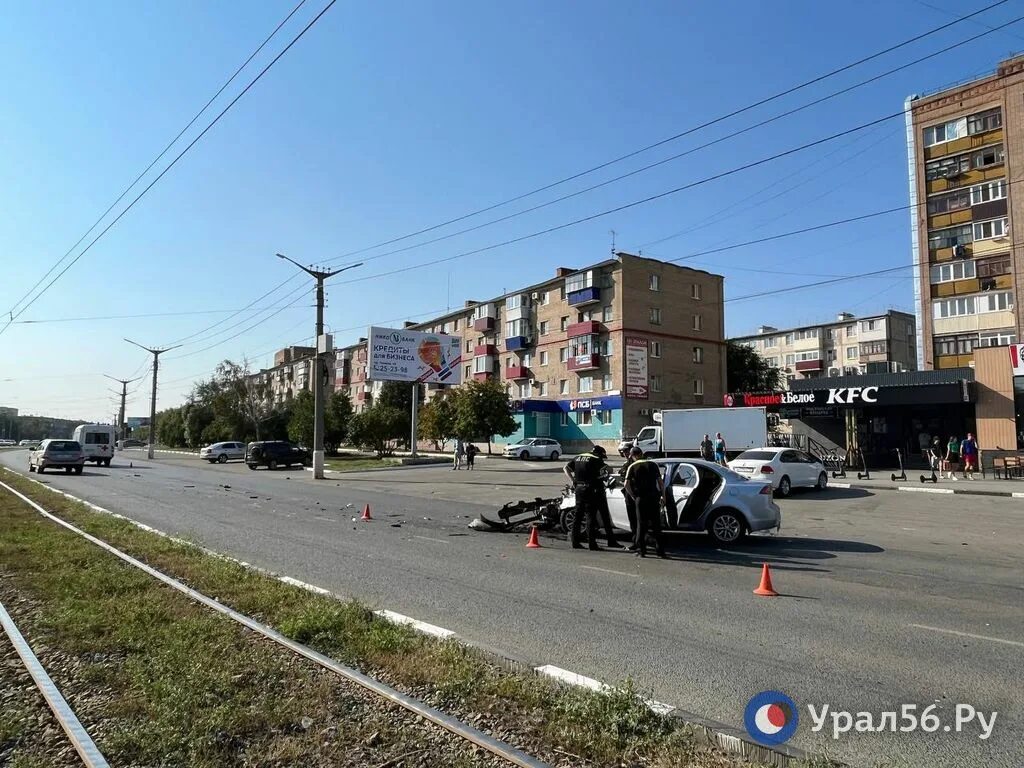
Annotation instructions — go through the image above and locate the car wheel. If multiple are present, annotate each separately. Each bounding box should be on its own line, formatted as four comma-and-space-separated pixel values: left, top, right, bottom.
104, 459, 111, 467
37, 466, 44, 475
247, 464, 257, 471
65, 467, 72, 474
777, 475, 791, 498
707, 509, 746, 544
217, 454, 228, 464
268, 459, 278, 470
28, 463, 35, 473
550, 451, 559, 461
74, 466, 83, 475
816, 471, 828, 491
519, 450, 530, 460
559, 506, 589, 538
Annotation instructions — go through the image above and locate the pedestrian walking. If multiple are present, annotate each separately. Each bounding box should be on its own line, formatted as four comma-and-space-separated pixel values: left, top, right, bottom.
918, 429, 932, 462
713, 432, 728, 465
624, 446, 665, 558
465, 442, 478, 469
944, 435, 960, 481
453, 437, 465, 470
699, 433, 715, 462
960, 432, 979, 480
563, 445, 620, 550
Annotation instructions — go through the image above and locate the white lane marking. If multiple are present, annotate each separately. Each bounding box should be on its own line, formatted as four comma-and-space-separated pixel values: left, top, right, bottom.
580, 565, 639, 578
374, 610, 456, 639
414, 535, 450, 545
1012, 492, 1024, 499
534, 665, 675, 715
830, 482, 852, 488
909, 624, 1024, 648
313, 516, 335, 523
898, 486, 954, 495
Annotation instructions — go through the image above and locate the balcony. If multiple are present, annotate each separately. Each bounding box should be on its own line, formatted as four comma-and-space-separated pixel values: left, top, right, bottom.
505, 365, 531, 380
473, 370, 495, 381
505, 335, 532, 352
567, 286, 601, 306
474, 344, 497, 357
794, 360, 823, 372
473, 316, 496, 333
568, 353, 601, 371
566, 320, 602, 337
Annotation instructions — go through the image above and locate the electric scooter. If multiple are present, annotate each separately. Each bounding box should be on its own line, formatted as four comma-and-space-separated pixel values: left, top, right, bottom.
891, 448, 907, 482
856, 448, 871, 480
920, 453, 938, 483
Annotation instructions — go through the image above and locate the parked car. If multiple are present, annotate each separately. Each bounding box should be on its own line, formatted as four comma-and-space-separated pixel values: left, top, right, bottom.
245, 441, 310, 470
72, 424, 116, 466
200, 441, 246, 464
28, 439, 85, 475
728, 448, 828, 497
503, 438, 562, 461
18, 439, 34, 447
559, 458, 780, 545
117, 439, 146, 449
0, 439, 16, 446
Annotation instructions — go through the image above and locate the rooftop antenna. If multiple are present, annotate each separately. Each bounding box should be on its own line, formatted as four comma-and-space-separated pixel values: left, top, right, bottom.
609, 229, 616, 255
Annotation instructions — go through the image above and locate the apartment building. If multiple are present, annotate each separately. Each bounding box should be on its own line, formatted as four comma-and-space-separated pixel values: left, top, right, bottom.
906, 55, 1023, 371
335, 252, 726, 450
252, 345, 336, 406
731, 310, 917, 382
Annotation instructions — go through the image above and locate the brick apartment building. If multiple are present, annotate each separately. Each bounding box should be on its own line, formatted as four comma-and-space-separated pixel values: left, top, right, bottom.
334, 252, 726, 451
251, 345, 336, 407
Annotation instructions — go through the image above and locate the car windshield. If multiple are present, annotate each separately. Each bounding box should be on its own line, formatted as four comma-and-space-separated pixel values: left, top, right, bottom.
736, 450, 778, 461
47, 441, 80, 451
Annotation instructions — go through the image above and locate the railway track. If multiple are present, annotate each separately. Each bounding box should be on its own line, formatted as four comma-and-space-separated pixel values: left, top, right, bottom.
0, 479, 551, 768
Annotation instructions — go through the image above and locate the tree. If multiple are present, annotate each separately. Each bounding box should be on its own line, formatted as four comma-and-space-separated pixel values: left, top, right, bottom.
726, 341, 784, 392
287, 391, 315, 448
376, 381, 414, 446
452, 379, 517, 454
156, 407, 187, 447
348, 406, 406, 457
325, 391, 353, 452
417, 393, 457, 451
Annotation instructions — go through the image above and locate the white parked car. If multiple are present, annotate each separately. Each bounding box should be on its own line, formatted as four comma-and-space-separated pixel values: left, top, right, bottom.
200, 441, 246, 463
728, 448, 828, 497
503, 438, 562, 461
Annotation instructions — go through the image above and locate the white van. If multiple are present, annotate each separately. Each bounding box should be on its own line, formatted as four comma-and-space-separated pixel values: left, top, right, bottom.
72, 424, 117, 466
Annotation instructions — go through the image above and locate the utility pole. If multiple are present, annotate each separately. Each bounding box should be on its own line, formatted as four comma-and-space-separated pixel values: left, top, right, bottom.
276, 253, 361, 479
104, 374, 142, 443
124, 340, 181, 460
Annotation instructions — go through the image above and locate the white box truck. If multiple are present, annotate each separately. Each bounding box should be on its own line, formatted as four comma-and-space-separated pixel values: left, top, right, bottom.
631, 407, 767, 458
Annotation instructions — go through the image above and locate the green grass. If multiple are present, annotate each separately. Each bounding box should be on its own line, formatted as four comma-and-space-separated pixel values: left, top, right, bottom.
323, 455, 403, 471
0, 469, 830, 768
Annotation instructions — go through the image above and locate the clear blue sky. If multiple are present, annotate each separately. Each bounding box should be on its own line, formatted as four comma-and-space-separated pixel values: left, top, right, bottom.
2, 0, 1023, 420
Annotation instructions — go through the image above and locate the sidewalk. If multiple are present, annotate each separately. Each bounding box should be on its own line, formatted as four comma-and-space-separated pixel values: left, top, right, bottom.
829, 468, 1024, 499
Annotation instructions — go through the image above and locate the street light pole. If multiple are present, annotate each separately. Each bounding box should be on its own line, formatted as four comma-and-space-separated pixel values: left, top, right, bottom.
124, 340, 181, 460
104, 374, 142, 443
276, 253, 361, 479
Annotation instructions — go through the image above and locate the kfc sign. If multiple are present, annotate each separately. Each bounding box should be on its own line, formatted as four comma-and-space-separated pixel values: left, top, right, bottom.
825, 386, 879, 404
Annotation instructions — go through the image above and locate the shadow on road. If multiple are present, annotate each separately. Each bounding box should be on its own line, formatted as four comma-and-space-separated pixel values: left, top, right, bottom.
794, 487, 873, 500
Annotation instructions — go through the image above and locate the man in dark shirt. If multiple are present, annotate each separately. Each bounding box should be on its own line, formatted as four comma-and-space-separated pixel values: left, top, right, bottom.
624, 447, 666, 558
564, 445, 620, 550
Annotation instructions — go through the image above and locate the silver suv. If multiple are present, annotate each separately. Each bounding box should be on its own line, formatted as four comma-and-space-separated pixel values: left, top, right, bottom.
29, 439, 86, 475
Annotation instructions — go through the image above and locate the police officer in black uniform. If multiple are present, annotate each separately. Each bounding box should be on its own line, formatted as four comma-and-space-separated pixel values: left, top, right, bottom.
617, 450, 639, 549
564, 445, 621, 550
624, 447, 666, 558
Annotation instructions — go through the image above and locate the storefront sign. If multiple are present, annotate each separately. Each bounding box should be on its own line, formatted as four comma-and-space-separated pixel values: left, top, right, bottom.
366, 326, 462, 383
726, 383, 971, 409
510, 396, 623, 414
625, 337, 649, 400
1010, 344, 1024, 375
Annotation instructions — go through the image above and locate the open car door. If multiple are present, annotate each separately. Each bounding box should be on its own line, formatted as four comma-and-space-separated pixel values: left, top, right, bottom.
664, 463, 698, 529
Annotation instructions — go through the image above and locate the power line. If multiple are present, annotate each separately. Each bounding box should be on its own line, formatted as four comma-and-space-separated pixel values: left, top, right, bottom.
320, 0, 1010, 265
9, 303, 310, 325
0, 0, 337, 338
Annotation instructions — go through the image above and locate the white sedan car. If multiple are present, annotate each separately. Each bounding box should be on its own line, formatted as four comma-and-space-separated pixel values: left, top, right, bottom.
503, 438, 562, 461
728, 448, 828, 497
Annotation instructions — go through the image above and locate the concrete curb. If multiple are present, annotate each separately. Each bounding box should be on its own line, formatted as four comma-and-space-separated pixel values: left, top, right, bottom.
837, 481, 1024, 499
0, 466, 822, 768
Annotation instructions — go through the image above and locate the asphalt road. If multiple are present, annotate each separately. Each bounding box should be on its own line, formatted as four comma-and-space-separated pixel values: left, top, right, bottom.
2, 449, 1021, 768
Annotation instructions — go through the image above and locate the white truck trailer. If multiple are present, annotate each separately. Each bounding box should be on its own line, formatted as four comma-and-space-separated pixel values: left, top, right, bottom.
631, 407, 767, 458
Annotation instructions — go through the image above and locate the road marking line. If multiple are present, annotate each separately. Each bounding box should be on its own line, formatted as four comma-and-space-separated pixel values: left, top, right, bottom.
374, 610, 456, 639
898, 486, 954, 494
1012, 492, 1024, 499
312, 515, 335, 523
909, 624, 1024, 648
534, 664, 675, 715
580, 565, 639, 578
414, 535, 450, 545
830, 482, 851, 488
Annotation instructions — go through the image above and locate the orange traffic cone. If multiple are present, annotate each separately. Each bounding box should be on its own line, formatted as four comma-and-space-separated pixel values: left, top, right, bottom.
360, 504, 372, 521
525, 526, 541, 548
753, 563, 779, 597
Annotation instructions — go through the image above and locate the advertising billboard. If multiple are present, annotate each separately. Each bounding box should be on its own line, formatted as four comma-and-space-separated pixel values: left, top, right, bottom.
366, 326, 462, 384
625, 336, 649, 399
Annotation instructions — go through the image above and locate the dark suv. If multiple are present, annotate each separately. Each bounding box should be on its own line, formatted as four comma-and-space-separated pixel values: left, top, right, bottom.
245, 441, 311, 470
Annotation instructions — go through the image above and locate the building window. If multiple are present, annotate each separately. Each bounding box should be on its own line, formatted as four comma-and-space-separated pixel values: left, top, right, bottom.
602, 373, 613, 390
973, 218, 1008, 241
925, 153, 971, 181
602, 338, 614, 357
928, 188, 972, 215
453, 318, 460, 331
691, 283, 703, 300
826, 348, 836, 362
979, 330, 1016, 347
693, 314, 703, 331
930, 260, 976, 283
970, 179, 1007, 205
565, 270, 594, 294
560, 316, 569, 331
846, 347, 858, 359
764, 336, 778, 347
967, 107, 1001, 135
693, 378, 704, 396
539, 320, 549, 336
602, 305, 613, 322
505, 356, 513, 368
517, 382, 531, 398
934, 334, 976, 356
862, 341, 887, 355
650, 307, 662, 325
977, 290, 1013, 313
797, 351, 820, 362
579, 376, 594, 393
928, 224, 973, 250
597, 410, 612, 425
933, 297, 975, 319
473, 357, 490, 373
578, 410, 593, 426
557, 346, 568, 363
522, 352, 532, 367
464, 364, 471, 378
650, 341, 662, 358
693, 346, 704, 363
540, 350, 549, 366
649, 274, 661, 291
923, 118, 965, 147
560, 411, 568, 426
650, 375, 663, 393
568, 334, 598, 358
861, 320, 877, 332
974, 144, 1005, 169
560, 286, 566, 300
540, 291, 550, 305
785, 332, 794, 345
539, 382, 549, 397
845, 324, 856, 337
978, 255, 1011, 278
559, 379, 568, 395
785, 354, 795, 366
